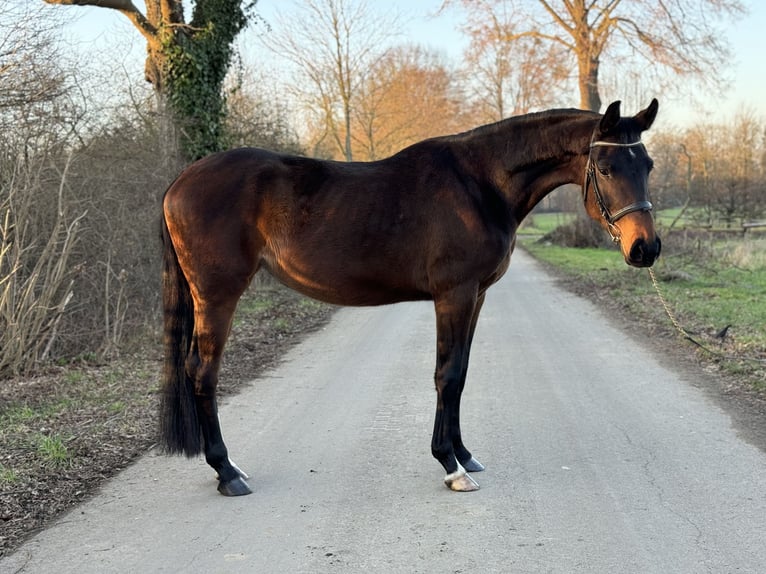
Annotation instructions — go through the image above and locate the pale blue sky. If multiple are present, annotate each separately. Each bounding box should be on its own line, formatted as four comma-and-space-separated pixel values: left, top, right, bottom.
54, 0, 765, 130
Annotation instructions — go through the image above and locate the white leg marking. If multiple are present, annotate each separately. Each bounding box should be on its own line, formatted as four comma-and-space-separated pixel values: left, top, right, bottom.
444, 462, 467, 484
444, 460, 480, 491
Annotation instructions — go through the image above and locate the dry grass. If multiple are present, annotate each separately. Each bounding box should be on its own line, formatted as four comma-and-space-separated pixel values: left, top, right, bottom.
0, 154, 87, 376
720, 236, 766, 269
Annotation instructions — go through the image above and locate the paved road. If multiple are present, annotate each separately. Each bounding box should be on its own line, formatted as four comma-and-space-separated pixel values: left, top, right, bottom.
3, 250, 766, 574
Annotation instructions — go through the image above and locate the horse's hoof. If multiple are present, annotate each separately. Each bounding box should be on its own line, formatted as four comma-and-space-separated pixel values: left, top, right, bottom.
444, 465, 480, 492
461, 457, 485, 473
215, 459, 250, 481
218, 476, 252, 496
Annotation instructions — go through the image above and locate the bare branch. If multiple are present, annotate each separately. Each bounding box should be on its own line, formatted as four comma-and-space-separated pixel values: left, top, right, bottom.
536, 0, 575, 36
444, 0, 747, 109
43, 0, 160, 47
259, 0, 400, 161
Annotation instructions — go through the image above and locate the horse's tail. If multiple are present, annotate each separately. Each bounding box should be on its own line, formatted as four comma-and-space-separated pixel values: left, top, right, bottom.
159, 210, 202, 457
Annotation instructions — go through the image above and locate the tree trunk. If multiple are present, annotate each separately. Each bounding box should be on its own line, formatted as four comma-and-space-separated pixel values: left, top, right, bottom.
578, 55, 601, 112
344, 102, 353, 161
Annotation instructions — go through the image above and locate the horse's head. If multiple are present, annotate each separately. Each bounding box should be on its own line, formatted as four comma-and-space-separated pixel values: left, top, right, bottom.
583, 99, 661, 267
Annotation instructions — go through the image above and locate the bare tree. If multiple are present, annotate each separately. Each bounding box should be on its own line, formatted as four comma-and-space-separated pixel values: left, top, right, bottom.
457, 0, 568, 121
443, 0, 747, 112
224, 66, 303, 154
352, 46, 467, 160
1, 3, 67, 113
259, 0, 398, 161
649, 112, 766, 226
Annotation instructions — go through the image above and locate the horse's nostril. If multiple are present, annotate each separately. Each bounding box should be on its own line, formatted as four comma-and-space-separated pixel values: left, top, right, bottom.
630, 239, 646, 263
629, 236, 661, 266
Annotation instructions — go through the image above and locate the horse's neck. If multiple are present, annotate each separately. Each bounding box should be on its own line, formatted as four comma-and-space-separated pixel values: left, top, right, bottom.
465, 113, 596, 222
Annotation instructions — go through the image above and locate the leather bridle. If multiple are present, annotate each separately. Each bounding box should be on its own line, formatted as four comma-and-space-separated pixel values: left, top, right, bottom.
584, 140, 653, 243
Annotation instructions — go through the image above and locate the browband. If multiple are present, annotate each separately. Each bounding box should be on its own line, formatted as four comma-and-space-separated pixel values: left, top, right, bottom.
590, 140, 643, 148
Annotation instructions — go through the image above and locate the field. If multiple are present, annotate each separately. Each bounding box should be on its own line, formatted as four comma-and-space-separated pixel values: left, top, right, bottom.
520, 216, 766, 391
518, 212, 576, 236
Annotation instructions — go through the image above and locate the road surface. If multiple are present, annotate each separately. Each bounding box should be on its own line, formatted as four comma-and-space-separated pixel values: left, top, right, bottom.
3, 250, 766, 573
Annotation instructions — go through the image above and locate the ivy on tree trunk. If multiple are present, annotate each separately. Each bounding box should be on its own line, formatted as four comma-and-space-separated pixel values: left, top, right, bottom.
164, 0, 252, 160
45, 0, 256, 161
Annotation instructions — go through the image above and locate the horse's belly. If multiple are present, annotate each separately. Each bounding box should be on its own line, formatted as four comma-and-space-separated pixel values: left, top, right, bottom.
261, 251, 430, 307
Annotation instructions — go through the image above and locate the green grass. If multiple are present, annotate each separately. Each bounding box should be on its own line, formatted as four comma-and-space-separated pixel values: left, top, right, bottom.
654, 261, 766, 347
36, 434, 71, 467
64, 370, 86, 384
237, 295, 276, 314
655, 206, 693, 228
273, 317, 290, 331
232, 290, 279, 328
518, 212, 576, 235
107, 401, 126, 415
299, 298, 326, 310
522, 241, 625, 271
0, 464, 18, 484
0, 405, 38, 428
522, 240, 766, 337
0, 403, 72, 435
522, 235, 766, 388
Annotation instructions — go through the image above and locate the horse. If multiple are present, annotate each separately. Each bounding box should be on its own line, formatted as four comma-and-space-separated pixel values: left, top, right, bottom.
160, 99, 661, 496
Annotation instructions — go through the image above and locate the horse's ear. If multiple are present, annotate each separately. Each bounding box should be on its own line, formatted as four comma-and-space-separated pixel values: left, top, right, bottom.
599, 101, 621, 134
635, 98, 659, 131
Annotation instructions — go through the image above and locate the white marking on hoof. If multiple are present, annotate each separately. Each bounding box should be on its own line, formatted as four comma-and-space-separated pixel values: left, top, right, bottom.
444, 463, 480, 492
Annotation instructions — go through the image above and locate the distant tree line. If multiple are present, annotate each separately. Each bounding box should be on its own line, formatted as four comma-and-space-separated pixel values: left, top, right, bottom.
650, 113, 766, 227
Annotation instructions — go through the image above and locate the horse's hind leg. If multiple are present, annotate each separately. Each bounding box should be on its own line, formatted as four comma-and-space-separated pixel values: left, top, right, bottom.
188, 299, 251, 496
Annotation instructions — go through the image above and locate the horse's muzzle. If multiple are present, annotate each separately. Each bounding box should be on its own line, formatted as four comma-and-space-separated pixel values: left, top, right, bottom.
627, 235, 661, 267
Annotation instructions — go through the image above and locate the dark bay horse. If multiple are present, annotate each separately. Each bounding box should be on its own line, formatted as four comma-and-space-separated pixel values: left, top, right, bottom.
160, 100, 661, 496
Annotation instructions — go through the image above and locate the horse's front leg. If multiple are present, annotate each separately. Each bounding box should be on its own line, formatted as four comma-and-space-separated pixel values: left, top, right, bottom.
452, 291, 486, 474
432, 286, 482, 492
189, 307, 251, 496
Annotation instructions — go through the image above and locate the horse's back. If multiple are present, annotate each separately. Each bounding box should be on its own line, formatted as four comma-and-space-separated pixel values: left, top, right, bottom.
163, 145, 513, 306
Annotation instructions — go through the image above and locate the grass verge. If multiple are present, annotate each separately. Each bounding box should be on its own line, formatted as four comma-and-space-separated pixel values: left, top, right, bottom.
520, 237, 766, 391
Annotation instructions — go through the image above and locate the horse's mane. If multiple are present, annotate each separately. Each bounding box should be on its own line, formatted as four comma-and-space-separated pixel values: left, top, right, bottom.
433, 108, 600, 168
453, 108, 597, 140
384, 108, 601, 168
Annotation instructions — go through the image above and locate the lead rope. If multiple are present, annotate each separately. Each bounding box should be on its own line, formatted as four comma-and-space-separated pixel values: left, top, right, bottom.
647, 267, 693, 341
647, 267, 766, 364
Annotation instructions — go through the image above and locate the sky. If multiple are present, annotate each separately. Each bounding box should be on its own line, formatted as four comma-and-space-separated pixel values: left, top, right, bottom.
52, 0, 766, 131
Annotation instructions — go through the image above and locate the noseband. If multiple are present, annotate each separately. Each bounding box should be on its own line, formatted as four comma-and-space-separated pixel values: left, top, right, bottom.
585, 140, 653, 242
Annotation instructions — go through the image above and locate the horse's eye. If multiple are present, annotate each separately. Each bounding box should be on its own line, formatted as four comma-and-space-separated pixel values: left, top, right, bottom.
597, 165, 610, 177
647, 159, 655, 172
